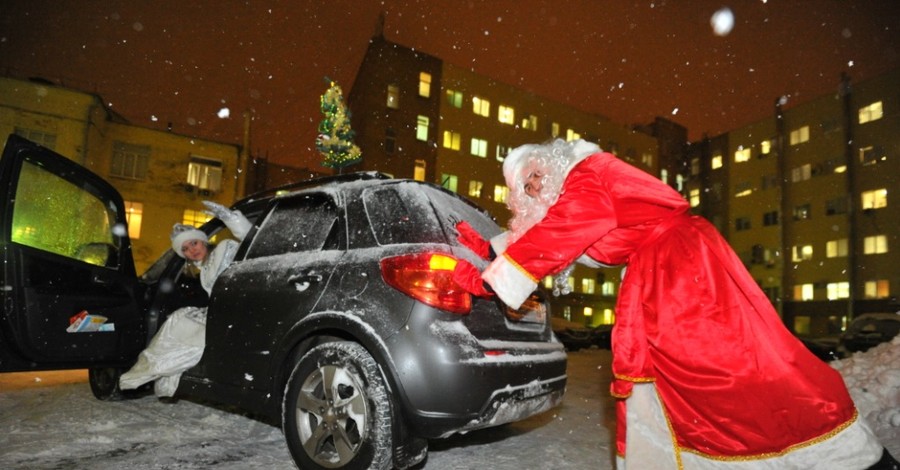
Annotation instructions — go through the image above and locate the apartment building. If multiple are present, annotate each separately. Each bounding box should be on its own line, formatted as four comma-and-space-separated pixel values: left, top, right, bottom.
0, 76, 243, 273
692, 68, 899, 337
348, 35, 662, 328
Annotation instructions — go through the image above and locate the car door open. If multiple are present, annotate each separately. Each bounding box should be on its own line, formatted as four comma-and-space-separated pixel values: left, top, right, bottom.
0, 134, 143, 372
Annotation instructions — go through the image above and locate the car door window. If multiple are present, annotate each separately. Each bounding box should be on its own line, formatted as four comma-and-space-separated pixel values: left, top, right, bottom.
12, 159, 117, 267
244, 193, 340, 259
363, 184, 444, 245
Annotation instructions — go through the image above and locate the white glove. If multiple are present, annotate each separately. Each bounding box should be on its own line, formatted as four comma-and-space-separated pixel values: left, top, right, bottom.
202, 201, 252, 241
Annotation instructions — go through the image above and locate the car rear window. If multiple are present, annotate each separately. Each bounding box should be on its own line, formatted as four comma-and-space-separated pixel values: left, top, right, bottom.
363, 184, 444, 245
245, 193, 339, 258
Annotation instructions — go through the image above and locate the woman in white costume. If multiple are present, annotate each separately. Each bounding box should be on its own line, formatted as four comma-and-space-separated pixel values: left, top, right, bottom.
119, 201, 251, 397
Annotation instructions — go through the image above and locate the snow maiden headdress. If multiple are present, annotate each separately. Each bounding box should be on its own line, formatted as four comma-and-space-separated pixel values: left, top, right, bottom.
502, 139, 600, 295
170, 223, 208, 258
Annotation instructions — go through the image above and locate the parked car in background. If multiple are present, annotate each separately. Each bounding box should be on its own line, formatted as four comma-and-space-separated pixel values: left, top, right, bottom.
838, 312, 900, 357
0, 135, 567, 470
799, 337, 841, 362
551, 317, 612, 351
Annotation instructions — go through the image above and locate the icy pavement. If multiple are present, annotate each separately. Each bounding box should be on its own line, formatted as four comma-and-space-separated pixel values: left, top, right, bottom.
1, 340, 897, 469
0, 349, 615, 470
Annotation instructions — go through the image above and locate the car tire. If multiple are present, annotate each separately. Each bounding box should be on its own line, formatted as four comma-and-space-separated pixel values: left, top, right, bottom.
282, 341, 393, 470
88, 367, 127, 401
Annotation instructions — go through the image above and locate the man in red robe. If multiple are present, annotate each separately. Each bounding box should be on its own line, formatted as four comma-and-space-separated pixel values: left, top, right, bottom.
453, 139, 893, 469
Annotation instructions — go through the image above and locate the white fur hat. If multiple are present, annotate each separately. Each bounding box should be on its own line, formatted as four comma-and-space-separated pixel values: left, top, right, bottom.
502, 143, 538, 191
170, 223, 208, 258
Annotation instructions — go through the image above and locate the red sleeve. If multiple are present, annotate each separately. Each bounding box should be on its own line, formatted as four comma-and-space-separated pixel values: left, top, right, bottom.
504, 156, 618, 280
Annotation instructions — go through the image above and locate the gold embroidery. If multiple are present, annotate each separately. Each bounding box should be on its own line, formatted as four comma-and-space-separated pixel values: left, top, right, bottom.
654, 387, 684, 470
614, 373, 655, 383
502, 252, 539, 283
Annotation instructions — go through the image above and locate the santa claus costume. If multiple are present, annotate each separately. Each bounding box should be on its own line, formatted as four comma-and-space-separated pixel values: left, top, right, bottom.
466, 140, 890, 469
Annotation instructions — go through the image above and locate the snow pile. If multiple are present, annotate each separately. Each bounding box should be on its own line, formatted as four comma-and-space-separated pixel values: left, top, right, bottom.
831, 335, 900, 455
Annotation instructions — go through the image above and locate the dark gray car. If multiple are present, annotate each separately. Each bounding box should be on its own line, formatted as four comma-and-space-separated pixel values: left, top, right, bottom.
0, 135, 567, 470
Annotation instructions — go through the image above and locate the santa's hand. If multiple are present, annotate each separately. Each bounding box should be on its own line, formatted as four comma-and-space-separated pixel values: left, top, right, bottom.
452, 259, 493, 298
455, 221, 490, 259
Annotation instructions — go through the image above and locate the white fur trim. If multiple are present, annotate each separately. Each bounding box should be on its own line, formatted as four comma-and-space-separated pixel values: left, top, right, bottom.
482, 254, 537, 309
489, 232, 509, 256
622, 383, 883, 469
171, 229, 207, 257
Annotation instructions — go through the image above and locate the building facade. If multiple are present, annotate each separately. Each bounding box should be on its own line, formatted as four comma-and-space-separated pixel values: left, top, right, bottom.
690, 68, 899, 337
0, 76, 243, 273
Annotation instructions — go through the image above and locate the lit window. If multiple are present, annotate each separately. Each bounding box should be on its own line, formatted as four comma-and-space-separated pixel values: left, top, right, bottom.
416, 115, 429, 141
793, 204, 811, 221
826, 282, 850, 300
493, 185, 509, 203
496, 144, 511, 162
582, 278, 595, 294
111, 141, 150, 180
386, 84, 399, 109
863, 235, 888, 254
440, 173, 458, 193
442, 130, 461, 150
791, 163, 812, 182
583, 307, 593, 318
734, 147, 751, 162
711, 154, 723, 170
691, 158, 700, 176
642, 153, 653, 167
182, 208, 211, 227
543, 277, 553, 289
124, 201, 143, 239
734, 181, 753, 198
689, 188, 700, 207
470, 138, 488, 158
826, 239, 848, 258
566, 129, 581, 141
418, 72, 431, 98
858, 101, 883, 124
187, 156, 223, 192
660, 169, 668, 184
521, 114, 538, 131
601, 281, 616, 296
792, 244, 813, 262
861, 188, 887, 210
446, 89, 462, 108
413, 159, 426, 181
468, 180, 483, 198
789, 125, 810, 145
498, 105, 515, 125
551, 122, 560, 137
600, 308, 616, 325
794, 284, 814, 301
760, 139, 772, 155
675, 174, 684, 192
472, 96, 490, 117
859, 145, 885, 166
864, 280, 890, 299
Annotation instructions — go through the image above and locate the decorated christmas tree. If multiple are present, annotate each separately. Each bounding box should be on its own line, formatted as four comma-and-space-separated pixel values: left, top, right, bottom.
316, 78, 362, 172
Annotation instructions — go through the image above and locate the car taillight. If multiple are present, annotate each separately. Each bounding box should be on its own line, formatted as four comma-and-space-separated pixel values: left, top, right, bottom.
380, 253, 472, 314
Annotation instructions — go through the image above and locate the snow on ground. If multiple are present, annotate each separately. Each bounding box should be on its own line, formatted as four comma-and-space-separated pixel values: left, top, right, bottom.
0, 341, 897, 469
831, 335, 900, 458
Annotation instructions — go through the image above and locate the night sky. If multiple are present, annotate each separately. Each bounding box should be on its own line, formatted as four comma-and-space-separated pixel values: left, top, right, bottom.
2, 1, 898, 170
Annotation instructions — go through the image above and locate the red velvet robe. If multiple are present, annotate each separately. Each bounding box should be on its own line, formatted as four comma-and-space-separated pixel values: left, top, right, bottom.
483, 152, 859, 459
